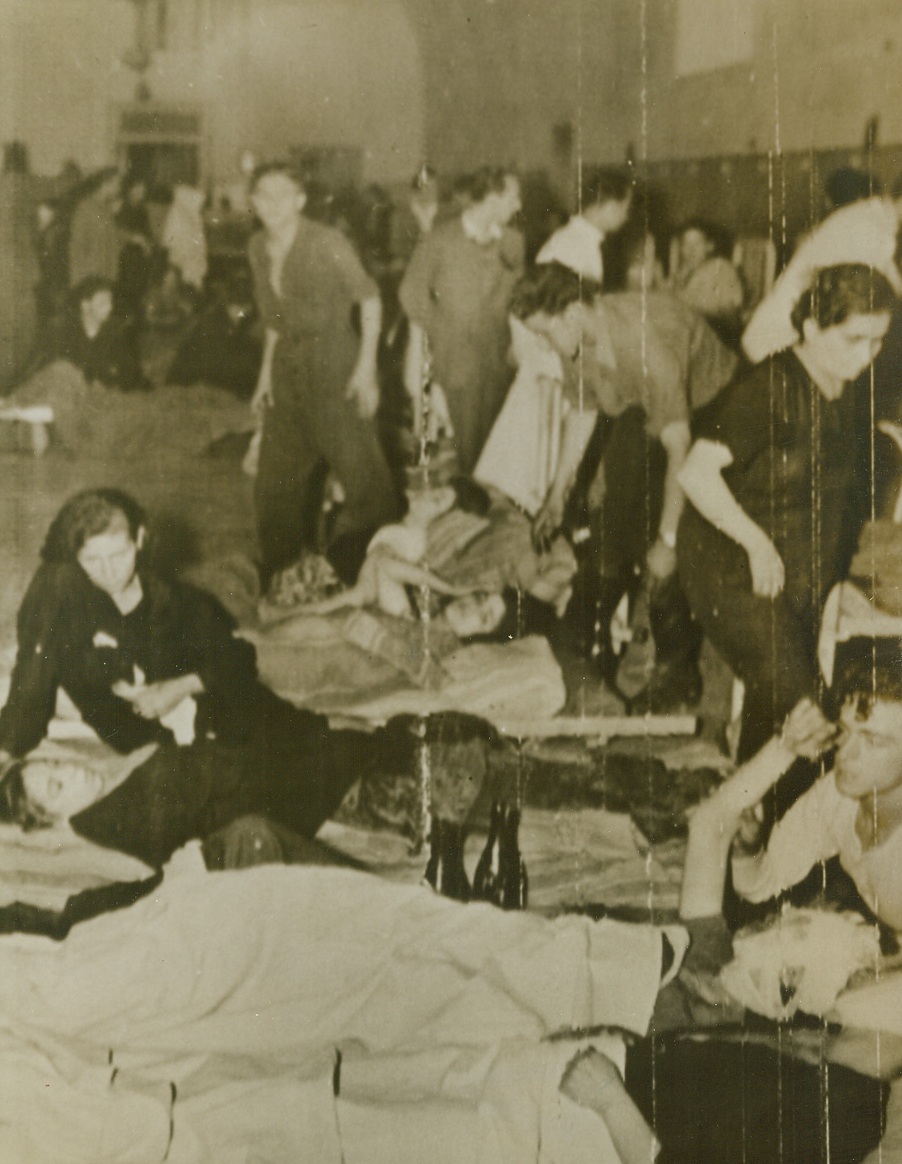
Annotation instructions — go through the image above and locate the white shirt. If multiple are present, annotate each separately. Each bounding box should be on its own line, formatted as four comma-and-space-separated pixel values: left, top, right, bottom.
733, 772, 902, 931
536, 215, 604, 283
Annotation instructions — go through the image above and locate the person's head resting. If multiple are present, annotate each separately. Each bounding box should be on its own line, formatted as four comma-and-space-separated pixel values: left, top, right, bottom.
443, 591, 507, 640
460, 167, 521, 234
249, 162, 306, 233
42, 488, 147, 598
790, 264, 895, 393
677, 216, 732, 274
830, 638, 902, 802
580, 166, 633, 234
72, 275, 115, 336
0, 756, 105, 830
510, 261, 600, 360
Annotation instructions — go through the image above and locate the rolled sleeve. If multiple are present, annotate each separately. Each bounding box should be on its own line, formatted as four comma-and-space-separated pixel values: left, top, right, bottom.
732, 776, 845, 904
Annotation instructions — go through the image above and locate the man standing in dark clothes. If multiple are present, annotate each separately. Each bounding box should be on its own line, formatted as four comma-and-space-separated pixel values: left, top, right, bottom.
248, 163, 401, 585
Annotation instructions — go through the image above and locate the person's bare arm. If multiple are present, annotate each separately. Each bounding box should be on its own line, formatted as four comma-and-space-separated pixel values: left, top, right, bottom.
560, 1047, 660, 1163
678, 438, 785, 598
680, 700, 836, 919
251, 328, 279, 414
113, 673, 205, 721
646, 419, 691, 581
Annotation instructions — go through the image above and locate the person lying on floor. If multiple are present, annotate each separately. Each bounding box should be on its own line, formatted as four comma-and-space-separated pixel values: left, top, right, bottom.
30, 275, 150, 393
0, 487, 359, 779
255, 591, 511, 686
0, 859, 679, 1164
0, 725, 409, 872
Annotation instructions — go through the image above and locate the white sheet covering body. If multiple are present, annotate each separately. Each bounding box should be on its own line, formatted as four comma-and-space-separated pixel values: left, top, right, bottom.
0, 863, 681, 1163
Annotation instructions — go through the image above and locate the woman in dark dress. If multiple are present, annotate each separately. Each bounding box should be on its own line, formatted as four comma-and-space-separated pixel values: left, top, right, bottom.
678, 265, 896, 773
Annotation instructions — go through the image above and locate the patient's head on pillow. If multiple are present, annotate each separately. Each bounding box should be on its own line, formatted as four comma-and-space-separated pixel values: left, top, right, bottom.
0, 757, 105, 830
444, 592, 507, 639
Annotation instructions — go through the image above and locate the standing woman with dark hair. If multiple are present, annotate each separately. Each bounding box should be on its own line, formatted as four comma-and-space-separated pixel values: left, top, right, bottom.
399, 166, 524, 474
678, 265, 896, 774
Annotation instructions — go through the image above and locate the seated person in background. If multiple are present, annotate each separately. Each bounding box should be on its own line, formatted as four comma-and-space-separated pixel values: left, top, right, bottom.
0, 488, 321, 769
670, 217, 745, 344
510, 262, 736, 710
743, 175, 902, 363
37, 276, 149, 392
295, 478, 489, 620
166, 273, 261, 397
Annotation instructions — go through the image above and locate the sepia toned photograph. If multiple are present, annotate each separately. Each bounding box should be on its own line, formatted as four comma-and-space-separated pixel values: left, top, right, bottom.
0, 0, 901, 1159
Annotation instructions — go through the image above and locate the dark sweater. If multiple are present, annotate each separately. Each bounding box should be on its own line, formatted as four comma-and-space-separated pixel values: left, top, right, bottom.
0, 563, 259, 757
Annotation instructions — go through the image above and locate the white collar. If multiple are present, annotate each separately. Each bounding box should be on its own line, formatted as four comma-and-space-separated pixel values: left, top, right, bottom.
568, 215, 604, 245
461, 208, 502, 245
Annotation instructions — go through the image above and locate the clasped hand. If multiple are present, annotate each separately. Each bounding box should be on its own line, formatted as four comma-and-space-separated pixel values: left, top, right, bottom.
112, 675, 193, 721
746, 532, 785, 598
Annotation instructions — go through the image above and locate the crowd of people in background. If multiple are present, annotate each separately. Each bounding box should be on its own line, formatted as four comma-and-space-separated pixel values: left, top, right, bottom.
0, 136, 898, 726
1, 136, 902, 736
3, 119, 902, 1163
